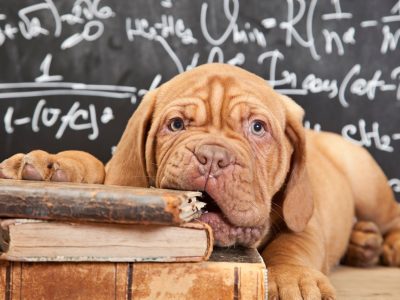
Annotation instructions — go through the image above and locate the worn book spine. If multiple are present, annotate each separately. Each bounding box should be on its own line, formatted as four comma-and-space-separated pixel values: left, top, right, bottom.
0, 179, 204, 225
0, 248, 267, 300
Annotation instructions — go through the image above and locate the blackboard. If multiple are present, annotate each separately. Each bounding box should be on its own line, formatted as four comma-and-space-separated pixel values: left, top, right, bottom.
0, 0, 399, 200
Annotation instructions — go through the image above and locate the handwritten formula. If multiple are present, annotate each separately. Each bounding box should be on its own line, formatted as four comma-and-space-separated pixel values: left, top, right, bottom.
0, 0, 399, 197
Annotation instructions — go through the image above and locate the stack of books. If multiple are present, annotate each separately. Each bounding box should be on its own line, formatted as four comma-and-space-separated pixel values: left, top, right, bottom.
0, 179, 267, 299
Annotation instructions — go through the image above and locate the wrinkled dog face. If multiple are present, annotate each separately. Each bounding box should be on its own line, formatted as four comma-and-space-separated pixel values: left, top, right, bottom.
146, 66, 294, 247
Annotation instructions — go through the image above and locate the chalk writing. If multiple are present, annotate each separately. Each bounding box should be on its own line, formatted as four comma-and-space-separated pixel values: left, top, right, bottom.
342, 119, 400, 153
4, 100, 101, 140
0, 0, 399, 197
0, 0, 113, 49
390, 178, 400, 193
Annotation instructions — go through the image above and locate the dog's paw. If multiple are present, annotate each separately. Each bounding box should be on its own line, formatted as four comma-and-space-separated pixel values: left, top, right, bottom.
342, 221, 383, 267
382, 230, 400, 267
0, 150, 105, 184
0, 153, 25, 179
268, 264, 336, 300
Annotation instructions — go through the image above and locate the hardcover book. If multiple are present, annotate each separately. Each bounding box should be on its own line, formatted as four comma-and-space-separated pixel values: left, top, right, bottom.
0, 219, 213, 262
0, 247, 267, 300
0, 179, 205, 225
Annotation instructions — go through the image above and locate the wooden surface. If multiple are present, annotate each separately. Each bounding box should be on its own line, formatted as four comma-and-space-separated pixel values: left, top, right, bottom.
330, 266, 400, 300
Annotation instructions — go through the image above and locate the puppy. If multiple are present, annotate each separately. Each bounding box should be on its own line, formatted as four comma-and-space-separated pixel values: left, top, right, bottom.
1, 64, 400, 299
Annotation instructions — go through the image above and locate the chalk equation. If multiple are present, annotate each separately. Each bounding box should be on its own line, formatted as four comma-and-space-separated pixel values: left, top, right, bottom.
305, 119, 400, 154
0, 0, 114, 49
0, 73, 161, 140
0, 0, 399, 194
4, 99, 112, 141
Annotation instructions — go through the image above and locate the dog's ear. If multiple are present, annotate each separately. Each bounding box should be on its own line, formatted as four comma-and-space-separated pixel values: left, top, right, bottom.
105, 89, 158, 187
280, 95, 314, 232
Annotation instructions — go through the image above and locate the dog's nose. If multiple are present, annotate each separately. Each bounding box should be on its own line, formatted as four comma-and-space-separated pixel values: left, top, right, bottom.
195, 145, 232, 172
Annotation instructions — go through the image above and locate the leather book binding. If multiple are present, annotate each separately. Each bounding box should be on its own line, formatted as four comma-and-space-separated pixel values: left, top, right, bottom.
0, 179, 204, 225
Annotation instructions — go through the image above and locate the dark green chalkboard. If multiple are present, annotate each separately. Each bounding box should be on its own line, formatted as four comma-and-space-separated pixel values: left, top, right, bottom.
0, 0, 399, 199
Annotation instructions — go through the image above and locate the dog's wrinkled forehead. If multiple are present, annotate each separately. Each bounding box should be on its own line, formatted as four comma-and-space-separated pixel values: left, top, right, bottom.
153, 64, 286, 125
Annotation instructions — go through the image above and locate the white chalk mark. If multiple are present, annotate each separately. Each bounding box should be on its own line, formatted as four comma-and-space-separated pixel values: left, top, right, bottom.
391, 66, 400, 80
87, 105, 98, 140
200, 0, 239, 46
17, 0, 61, 39
360, 20, 378, 27
18, 3, 50, 38
32, 99, 46, 132
322, 13, 352, 20
342, 119, 394, 152
0, 82, 137, 93
323, 0, 352, 20
125, 17, 186, 73
381, 25, 400, 53
35, 54, 63, 82
0, 90, 133, 99
55, 101, 98, 140
304, 121, 322, 131
261, 18, 277, 29
41, 107, 61, 128
160, 0, 173, 8
307, 0, 320, 61
257, 49, 284, 87
0, 14, 6, 20
61, 33, 82, 49
45, 0, 61, 37
391, 66, 400, 100
380, 84, 397, 91
186, 53, 200, 71
3, 24, 19, 40
207, 47, 224, 63
154, 35, 184, 73
339, 64, 361, 108
343, 27, 356, 44
4, 108, 14, 133
389, 178, 400, 193
280, 0, 307, 47
392, 134, 400, 140
138, 74, 162, 97
275, 89, 308, 95
101, 107, 114, 124
391, 1, 400, 14
14, 117, 31, 125
279, 0, 320, 61
382, 15, 400, 23
149, 74, 162, 91
322, 29, 344, 55
61, 20, 104, 50
227, 53, 245, 65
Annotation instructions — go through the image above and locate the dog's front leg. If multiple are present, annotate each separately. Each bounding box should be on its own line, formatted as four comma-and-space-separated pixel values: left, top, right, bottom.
262, 224, 336, 300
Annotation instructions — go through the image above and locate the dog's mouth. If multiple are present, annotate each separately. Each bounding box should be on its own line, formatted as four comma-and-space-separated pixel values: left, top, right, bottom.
201, 192, 222, 214
196, 192, 264, 247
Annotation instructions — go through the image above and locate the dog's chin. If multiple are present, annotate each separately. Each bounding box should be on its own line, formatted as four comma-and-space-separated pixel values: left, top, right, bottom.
196, 193, 265, 247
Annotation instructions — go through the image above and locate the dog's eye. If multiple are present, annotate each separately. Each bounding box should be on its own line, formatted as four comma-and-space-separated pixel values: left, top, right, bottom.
250, 120, 266, 136
168, 117, 185, 132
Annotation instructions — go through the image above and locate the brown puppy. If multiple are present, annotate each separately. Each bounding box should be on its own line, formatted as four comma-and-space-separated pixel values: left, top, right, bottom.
1, 64, 400, 299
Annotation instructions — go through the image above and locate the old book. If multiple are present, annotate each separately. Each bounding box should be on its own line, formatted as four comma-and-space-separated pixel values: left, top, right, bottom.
0, 247, 267, 300
0, 179, 204, 225
0, 219, 213, 262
